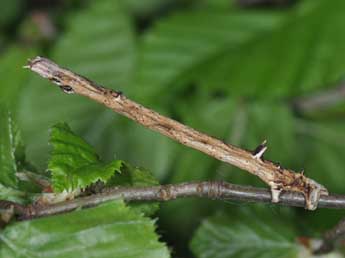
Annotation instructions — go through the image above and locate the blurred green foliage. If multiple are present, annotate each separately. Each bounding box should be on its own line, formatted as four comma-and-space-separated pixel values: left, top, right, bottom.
1, 0, 345, 257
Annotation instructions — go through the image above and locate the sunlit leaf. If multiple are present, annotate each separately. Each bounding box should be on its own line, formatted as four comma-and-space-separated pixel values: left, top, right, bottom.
49, 123, 122, 192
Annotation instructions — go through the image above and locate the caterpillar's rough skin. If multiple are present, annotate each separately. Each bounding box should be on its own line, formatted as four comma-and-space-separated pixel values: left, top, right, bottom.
25, 56, 329, 210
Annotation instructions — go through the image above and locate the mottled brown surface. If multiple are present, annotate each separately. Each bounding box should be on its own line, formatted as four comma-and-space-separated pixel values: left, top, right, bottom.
26, 56, 328, 210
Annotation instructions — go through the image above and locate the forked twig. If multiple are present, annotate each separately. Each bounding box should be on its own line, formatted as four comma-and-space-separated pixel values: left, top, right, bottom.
25, 56, 328, 210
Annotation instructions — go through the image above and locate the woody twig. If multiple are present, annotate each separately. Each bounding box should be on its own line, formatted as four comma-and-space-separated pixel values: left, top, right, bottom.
25, 56, 328, 210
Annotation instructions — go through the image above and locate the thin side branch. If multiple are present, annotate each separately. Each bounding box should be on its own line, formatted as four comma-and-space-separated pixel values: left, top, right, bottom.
25, 56, 328, 210
314, 218, 345, 255
7, 181, 345, 221
293, 83, 345, 114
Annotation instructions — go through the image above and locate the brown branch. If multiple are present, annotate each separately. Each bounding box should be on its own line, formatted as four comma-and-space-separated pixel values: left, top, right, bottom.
314, 218, 345, 255
6, 181, 345, 221
25, 56, 328, 210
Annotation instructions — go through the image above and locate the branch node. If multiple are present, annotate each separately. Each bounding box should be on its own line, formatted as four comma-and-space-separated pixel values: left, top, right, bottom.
270, 187, 282, 203
207, 181, 222, 199
297, 175, 328, 210
303, 177, 329, 210
159, 185, 176, 201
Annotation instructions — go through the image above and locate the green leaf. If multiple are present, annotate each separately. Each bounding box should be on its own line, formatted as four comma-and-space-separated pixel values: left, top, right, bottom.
0, 200, 170, 258
73, 161, 122, 190
48, 123, 161, 215
0, 108, 19, 188
190, 207, 299, 258
0, 107, 38, 203
49, 123, 122, 192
